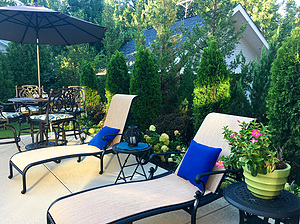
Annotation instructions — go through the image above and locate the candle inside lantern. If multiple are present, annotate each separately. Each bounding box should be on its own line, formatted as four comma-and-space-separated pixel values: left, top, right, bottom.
130, 136, 136, 145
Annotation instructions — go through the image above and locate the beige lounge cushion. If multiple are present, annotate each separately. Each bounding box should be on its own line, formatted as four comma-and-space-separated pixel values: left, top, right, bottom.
11, 144, 102, 171
48, 173, 206, 224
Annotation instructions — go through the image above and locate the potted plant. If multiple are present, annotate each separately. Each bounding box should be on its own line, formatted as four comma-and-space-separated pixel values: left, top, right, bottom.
219, 120, 291, 199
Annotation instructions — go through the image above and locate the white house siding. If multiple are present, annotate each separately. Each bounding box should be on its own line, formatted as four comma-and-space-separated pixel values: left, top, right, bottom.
226, 38, 257, 73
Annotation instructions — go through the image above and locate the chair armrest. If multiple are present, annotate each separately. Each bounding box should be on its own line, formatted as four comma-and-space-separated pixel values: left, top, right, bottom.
102, 133, 122, 149
194, 169, 243, 195
146, 151, 185, 179
195, 169, 243, 185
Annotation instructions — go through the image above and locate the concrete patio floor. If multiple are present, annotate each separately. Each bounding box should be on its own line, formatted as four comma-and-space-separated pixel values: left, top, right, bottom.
0, 135, 240, 224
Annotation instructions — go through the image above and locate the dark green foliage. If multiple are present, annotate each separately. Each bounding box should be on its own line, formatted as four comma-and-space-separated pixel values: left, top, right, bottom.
267, 27, 300, 184
0, 52, 14, 101
228, 51, 253, 117
250, 41, 278, 122
229, 79, 252, 117
80, 61, 98, 90
178, 65, 196, 113
151, 110, 194, 146
129, 47, 162, 131
193, 36, 230, 130
275, 0, 299, 47
6, 43, 38, 87
149, 0, 182, 114
180, 0, 245, 71
105, 50, 129, 104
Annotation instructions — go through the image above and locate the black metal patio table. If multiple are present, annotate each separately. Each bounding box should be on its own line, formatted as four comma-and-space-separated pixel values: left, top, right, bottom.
112, 142, 151, 184
8, 97, 48, 149
224, 182, 300, 224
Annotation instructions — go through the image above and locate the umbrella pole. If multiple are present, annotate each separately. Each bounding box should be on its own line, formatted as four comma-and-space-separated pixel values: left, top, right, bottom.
37, 38, 41, 97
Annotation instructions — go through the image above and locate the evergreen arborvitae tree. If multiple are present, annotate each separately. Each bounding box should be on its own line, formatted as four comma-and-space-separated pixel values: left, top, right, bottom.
80, 61, 98, 90
229, 78, 252, 117
129, 46, 162, 131
228, 51, 254, 117
178, 65, 195, 113
193, 36, 230, 130
105, 50, 129, 104
267, 27, 300, 184
250, 40, 278, 123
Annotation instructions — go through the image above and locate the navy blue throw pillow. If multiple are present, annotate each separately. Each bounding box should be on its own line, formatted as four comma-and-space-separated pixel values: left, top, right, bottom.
177, 140, 222, 189
88, 126, 120, 150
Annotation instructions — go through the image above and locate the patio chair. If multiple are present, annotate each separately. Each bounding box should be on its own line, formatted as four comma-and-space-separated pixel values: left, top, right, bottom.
0, 105, 21, 151
56, 86, 86, 142
29, 87, 79, 147
46, 112, 253, 224
8, 94, 137, 194
15, 85, 46, 143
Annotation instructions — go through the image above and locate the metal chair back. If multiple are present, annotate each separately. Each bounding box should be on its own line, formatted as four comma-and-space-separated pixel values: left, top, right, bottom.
15, 85, 44, 98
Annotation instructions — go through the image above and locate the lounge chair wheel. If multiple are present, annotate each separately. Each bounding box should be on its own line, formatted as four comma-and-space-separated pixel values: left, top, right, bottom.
54, 159, 61, 164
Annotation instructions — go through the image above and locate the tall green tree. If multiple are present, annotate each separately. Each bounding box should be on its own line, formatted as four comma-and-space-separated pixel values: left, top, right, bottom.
193, 36, 230, 130
178, 65, 195, 113
250, 40, 278, 122
267, 27, 300, 184
149, 0, 183, 114
80, 61, 98, 90
228, 51, 254, 117
181, 0, 245, 69
105, 50, 129, 104
276, 0, 300, 47
129, 46, 161, 131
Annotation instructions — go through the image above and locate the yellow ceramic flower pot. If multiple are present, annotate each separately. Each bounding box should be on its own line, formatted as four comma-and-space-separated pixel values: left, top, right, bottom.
243, 164, 291, 199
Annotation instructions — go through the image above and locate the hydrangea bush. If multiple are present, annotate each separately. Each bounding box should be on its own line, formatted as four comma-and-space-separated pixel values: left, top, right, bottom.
144, 125, 186, 163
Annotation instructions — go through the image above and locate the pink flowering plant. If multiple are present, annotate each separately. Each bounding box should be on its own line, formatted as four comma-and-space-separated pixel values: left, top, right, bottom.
220, 120, 278, 177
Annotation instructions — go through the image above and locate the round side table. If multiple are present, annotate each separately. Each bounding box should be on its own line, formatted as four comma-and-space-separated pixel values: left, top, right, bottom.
112, 142, 151, 184
224, 182, 300, 224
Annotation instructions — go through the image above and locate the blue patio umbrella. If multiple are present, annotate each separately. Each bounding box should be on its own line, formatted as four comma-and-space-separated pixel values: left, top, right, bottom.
0, 3, 107, 95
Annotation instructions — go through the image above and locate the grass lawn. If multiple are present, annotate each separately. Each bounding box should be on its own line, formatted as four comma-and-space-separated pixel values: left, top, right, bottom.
0, 122, 31, 138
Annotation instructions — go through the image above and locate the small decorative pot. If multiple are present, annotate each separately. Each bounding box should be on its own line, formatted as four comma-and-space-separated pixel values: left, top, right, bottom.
243, 164, 291, 199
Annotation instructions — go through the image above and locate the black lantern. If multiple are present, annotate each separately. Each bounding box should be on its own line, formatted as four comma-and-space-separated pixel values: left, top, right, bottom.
124, 126, 143, 147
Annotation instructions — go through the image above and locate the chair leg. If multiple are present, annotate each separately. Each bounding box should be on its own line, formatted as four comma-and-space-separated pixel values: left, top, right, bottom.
6, 124, 21, 152
99, 154, 104, 174
21, 173, 27, 194
191, 191, 202, 224
8, 161, 13, 179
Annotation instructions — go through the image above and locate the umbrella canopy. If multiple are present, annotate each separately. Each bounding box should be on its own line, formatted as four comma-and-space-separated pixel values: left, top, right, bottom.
0, 4, 107, 95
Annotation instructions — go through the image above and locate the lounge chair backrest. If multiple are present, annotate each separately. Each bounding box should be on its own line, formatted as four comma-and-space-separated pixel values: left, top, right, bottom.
103, 94, 137, 145
175, 112, 253, 193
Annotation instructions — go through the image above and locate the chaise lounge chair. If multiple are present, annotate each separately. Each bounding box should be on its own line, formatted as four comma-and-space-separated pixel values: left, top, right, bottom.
47, 112, 253, 224
8, 94, 137, 194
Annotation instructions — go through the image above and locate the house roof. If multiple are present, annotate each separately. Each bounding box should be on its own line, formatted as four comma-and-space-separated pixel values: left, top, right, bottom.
119, 4, 268, 63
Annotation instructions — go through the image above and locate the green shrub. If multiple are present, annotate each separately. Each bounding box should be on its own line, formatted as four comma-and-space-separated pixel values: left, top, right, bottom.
250, 40, 278, 123
193, 36, 230, 130
129, 46, 162, 131
267, 27, 300, 184
80, 61, 98, 90
105, 50, 129, 104
151, 110, 194, 146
